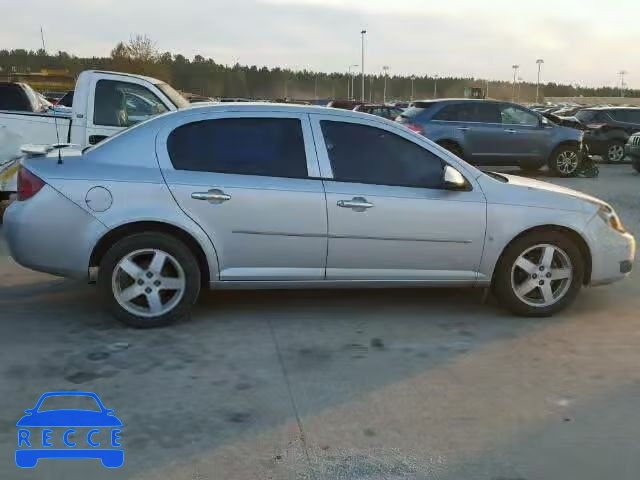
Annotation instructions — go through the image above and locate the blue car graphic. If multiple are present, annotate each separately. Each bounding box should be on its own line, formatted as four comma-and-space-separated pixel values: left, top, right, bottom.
16, 391, 123, 468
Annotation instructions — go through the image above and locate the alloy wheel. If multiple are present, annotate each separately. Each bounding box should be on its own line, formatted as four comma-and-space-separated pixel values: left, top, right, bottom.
511, 244, 573, 307
112, 249, 186, 318
607, 144, 625, 163
555, 150, 579, 175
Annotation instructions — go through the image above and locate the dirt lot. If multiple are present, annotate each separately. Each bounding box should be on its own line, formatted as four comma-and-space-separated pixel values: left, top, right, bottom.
1, 165, 639, 479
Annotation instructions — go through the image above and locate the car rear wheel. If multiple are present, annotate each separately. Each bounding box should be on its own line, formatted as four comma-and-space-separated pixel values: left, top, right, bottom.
606, 140, 626, 163
548, 146, 581, 177
98, 232, 201, 328
493, 231, 584, 316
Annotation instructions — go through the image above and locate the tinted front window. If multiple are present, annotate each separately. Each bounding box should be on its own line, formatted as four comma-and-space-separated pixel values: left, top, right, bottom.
611, 109, 640, 123
500, 105, 539, 126
320, 120, 443, 188
0, 84, 29, 111
58, 90, 74, 107
168, 118, 308, 178
474, 103, 502, 123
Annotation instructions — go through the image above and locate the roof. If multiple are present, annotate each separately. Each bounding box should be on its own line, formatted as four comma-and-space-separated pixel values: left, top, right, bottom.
185, 102, 371, 117
82, 70, 166, 85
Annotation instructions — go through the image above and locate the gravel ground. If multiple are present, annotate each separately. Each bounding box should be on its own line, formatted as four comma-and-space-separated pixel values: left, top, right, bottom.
0, 165, 638, 479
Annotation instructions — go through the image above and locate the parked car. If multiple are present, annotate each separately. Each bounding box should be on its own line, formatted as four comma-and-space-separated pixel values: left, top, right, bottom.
575, 107, 640, 163
4, 104, 634, 327
353, 104, 404, 120
397, 99, 586, 176
0, 70, 189, 201
0, 82, 50, 113
327, 100, 363, 110
624, 132, 640, 173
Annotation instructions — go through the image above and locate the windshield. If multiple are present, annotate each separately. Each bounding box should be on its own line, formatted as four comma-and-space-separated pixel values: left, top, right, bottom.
157, 82, 190, 109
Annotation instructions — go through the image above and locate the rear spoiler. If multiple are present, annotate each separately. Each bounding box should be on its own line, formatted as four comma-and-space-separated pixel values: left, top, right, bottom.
20, 143, 78, 156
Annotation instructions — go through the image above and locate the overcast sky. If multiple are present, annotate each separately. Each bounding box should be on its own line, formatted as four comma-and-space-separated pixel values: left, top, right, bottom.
3, 0, 638, 88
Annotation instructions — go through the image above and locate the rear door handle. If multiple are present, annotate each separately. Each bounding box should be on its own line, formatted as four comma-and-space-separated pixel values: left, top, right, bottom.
337, 197, 374, 212
504, 129, 517, 134
191, 189, 231, 203
457, 127, 470, 132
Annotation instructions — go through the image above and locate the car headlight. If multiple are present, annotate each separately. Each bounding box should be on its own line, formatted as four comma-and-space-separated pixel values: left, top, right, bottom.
597, 204, 626, 233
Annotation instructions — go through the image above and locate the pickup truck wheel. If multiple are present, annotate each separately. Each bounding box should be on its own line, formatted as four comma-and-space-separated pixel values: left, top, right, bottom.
98, 232, 201, 328
548, 146, 581, 177
493, 231, 584, 317
606, 140, 626, 163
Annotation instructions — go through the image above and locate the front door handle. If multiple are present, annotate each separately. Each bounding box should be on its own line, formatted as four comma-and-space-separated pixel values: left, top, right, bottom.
337, 197, 374, 212
504, 128, 517, 134
457, 127, 470, 132
191, 189, 231, 203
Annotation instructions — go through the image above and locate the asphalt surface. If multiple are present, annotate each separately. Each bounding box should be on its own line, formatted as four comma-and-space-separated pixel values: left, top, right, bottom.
0, 165, 639, 479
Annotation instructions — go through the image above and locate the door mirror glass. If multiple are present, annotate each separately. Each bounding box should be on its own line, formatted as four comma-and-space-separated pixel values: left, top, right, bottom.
443, 165, 467, 190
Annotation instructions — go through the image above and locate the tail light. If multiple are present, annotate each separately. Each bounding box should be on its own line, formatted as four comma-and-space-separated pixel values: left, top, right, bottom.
17, 167, 45, 201
405, 123, 424, 135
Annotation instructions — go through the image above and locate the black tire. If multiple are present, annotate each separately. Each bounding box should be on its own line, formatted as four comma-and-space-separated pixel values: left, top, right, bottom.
437, 141, 464, 159
98, 232, 201, 328
632, 155, 640, 173
605, 140, 626, 163
519, 160, 543, 172
493, 231, 584, 317
548, 145, 581, 177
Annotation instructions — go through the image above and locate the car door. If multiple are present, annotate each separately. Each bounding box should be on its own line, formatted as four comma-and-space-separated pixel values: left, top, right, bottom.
432, 102, 506, 164
86, 77, 171, 146
155, 111, 328, 281
499, 103, 549, 161
310, 114, 487, 283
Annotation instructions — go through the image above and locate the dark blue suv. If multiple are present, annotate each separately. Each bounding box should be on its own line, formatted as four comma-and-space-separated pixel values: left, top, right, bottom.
397, 99, 585, 177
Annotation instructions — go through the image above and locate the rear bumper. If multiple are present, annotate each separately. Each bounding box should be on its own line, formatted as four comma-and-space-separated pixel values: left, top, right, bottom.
4, 185, 106, 279
583, 214, 635, 286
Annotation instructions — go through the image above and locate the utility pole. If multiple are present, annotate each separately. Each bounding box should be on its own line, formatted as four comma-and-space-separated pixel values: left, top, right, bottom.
382, 66, 390, 103
39, 26, 47, 52
536, 59, 544, 103
361, 30, 367, 102
619, 70, 628, 97
369, 76, 373, 102
512, 64, 519, 102
433, 74, 439, 98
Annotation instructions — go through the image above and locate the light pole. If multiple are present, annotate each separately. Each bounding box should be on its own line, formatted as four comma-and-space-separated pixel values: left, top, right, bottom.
512, 64, 519, 102
347, 64, 358, 99
517, 77, 523, 102
361, 30, 367, 102
369, 76, 373, 102
382, 66, 390, 103
619, 70, 628, 97
433, 74, 439, 98
314, 74, 318, 100
410, 75, 416, 101
535, 59, 544, 103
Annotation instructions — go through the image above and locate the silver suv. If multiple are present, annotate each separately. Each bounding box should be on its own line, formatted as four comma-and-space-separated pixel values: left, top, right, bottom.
4, 104, 635, 327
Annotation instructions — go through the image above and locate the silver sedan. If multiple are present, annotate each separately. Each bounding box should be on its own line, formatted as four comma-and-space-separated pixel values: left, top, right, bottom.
4, 104, 635, 327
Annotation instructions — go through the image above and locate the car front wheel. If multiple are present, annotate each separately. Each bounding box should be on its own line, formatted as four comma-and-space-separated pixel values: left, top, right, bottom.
548, 146, 581, 177
493, 231, 584, 316
98, 232, 201, 328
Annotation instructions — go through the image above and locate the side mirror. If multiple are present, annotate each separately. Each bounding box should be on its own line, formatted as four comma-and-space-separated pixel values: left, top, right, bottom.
443, 165, 467, 190
540, 116, 551, 127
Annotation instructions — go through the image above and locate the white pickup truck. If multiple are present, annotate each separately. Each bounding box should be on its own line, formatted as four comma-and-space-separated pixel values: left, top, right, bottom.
0, 70, 190, 200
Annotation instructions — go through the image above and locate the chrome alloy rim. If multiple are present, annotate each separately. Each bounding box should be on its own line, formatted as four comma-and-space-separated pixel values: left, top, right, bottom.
556, 150, 579, 174
511, 244, 573, 307
112, 249, 185, 318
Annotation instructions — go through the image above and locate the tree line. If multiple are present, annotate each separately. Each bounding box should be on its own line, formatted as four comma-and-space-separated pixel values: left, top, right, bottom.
0, 36, 636, 102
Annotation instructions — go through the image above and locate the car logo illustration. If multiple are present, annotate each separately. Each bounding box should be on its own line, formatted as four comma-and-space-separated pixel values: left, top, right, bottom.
16, 391, 123, 468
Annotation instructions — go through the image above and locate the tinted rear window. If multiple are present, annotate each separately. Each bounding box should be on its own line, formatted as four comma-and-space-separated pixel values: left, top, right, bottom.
167, 117, 308, 178
0, 84, 29, 111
